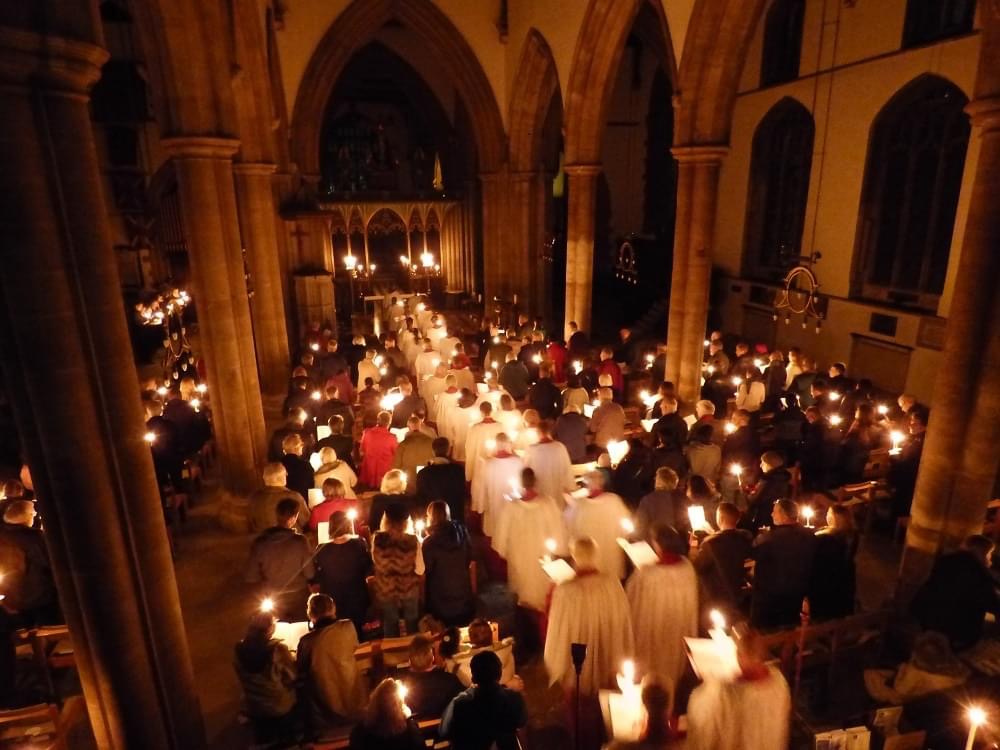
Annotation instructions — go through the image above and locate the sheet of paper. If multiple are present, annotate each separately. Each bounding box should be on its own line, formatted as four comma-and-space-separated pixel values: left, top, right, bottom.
317, 521, 330, 544
309, 452, 322, 471
541, 558, 576, 584
316, 425, 331, 440
307, 488, 324, 509
390, 427, 408, 443
617, 539, 658, 567
684, 414, 697, 427
273, 621, 310, 652
684, 637, 740, 681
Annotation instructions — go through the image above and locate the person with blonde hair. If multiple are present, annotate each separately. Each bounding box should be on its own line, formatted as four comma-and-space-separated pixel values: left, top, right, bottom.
367, 468, 409, 535
314, 447, 358, 499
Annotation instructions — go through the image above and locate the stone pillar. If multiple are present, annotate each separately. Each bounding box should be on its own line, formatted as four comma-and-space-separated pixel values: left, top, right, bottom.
666, 146, 728, 403
563, 164, 601, 337
900, 88, 1000, 588
442, 205, 463, 292
480, 171, 507, 305
508, 170, 548, 318
0, 24, 204, 750
163, 137, 267, 494
233, 162, 290, 395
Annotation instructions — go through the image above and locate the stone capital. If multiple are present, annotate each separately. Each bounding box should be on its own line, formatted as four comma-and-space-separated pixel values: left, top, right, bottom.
0, 26, 109, 93
966, 97, 1000, 133
233, 161, 278, 176
670, 144, 729, 165
161, 136, 241, 160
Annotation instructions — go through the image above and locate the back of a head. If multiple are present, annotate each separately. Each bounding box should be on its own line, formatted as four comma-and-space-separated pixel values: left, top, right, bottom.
365, 678, 408, 736
275, 497, 300, 525
467, 618, 493, 648
382, 501, 410, 531
470, 650, 503, 687
263, 462, 287, 487
381, 469, 407, 495
408, 634, 435, 670
318, 446, 337, 465
432, 436, 450, 457
695, 400, 715, 418
281, 432, 303, 454
571, 536, 599, 569
761, 450, 784, 471
377, 410, 392, 427
521, 467, 537, 491
651, 523, 684, 556
775, 497, 798, 522
307, 592, 335, 621
439, 626, 462, 659
2, 499, 34, 526
654, 466, 679, 491
322, 477, 345, 498
687, 474, 713, 502
716, 501, 741, 529
640, 674, 673, 725
963, 534, 995, 562
427, 500, 450, 526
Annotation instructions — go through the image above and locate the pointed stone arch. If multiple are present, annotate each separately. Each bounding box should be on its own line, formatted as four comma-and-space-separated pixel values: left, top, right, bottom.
290, 0, 506, 178
509, 28, 562, 173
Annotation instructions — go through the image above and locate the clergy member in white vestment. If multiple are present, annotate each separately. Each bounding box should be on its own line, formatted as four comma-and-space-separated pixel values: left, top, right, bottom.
524, 420, 575, 507
492, 468, 567, 611
464, 401, 506, 482
686, 631, 791, 750
448, 390, 479, 462
415, 341, 441, 395
356, 348, 382, 391
471, 433, 524, 538
422, 363, 449, 423
449, 363, 476, 394
401, 328, 421, 370
626, 524, 698, 687
435, 374, 462, 438
544, 537, 634, 696
513, 410, 541, 454
496, 395, 523, 435
440, 333, 461, 359
565, 471, 631, 579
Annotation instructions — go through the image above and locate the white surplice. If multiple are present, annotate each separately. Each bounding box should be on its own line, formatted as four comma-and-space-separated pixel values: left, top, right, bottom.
626, 557, 699, 685
415, 351, 441, 393
564, 492, 631, 579
524, 440, 575, 508
471, 454, 524, 538
464, 419, 507, 481
686, 665, 791, 750
448, 404, 478, 462
492, 493, 567, 611
544, 572, 634, 694
422, 375, 448, 422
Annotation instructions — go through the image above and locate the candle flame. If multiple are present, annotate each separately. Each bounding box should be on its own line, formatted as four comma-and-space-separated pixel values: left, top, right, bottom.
828, 391, 841, 401
967, 706, 987, 727
260, 597, 274, 613
311, 390, 322, 401
709, 609, 726, 630
724, 422, 737, 435
731, 376, 742, 387
196, 383, 207, 394
877, 404, 889, 415
346, 508, 358, 521
829, 415, 843, 426
729, 463, 743, 476
620, 517, 635, 534
143, 431, 156, 444
545, 538, 557, 554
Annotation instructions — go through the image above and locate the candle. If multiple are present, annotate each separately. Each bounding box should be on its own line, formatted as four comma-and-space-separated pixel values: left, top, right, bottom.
259, 597, 274, 613
156, 386, 168, 397
620, 518, 635, 535
724, 421, 737, 435
310, 342, 320, 351
531, 353, 542, 364
965, 706, 986, 750
706, 364, 716, 375
415, 519, 426, 538
573, 360, 583, 374
613, 659, 643, 741
829, 414, 843, 427
189, 398, 201, 412
731, 376, 742, 387
196, 383, 207, 394
876, 403, 889, 416
890, 430, 905, 456
346, 507, 358, 536
143, 431, 156, 445
802, 506, 815, 528
310, 390, 322, 401
397, 680, 412, 718
828, 391, 841, 402
703, 339, 711, 347
606, 440, 629, 467
753, 358, 764, 370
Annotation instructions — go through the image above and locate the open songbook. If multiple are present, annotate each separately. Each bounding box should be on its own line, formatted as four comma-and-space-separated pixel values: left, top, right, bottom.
540, 557, 576, 584
617, 538, 659, 568
273, 621, 310, 653
317, 521, 330, 544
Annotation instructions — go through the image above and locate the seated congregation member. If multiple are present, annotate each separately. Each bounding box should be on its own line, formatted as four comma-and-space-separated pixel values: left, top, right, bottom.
685, 423, 721, 484
313, 511, 372, 637
524, 420, 575, 506
589, 386, 626, 449
604, 675, 683, 750
315, 415, 356, 472
233, 613, 297, 743
391, 378, 428, 429
396, 635, 463, 720
527, 363, 563, 420
372, 502, 423, 637
314, 447, 358, 499
471, 432, 524, 539
745, 451, 791, 532
721, 409, 759, 469
809, 505, 857, 621
447, 618, 518, 689
692, 502, 752, 616
565, 471, 630, 579
163, 378, 212, 456
144, 398, 184, 495
415, 437, 466, 523
888, 406, 928, 518
281, 433, 315, 502
837, 402, 888, 485
649, 429, 688, 484
799, 406, 836, 491
750, 499, 817, 630
0, 500, 59, 625
368, 468, 410, 535
422, 501, 475, 626
297, 594, 366, 736
562, 372, 590, 415
359, 411, 398, 489
651, 395, 688, 449
392, 414, 435, 480
269, 409, 312, 462
597, 347, 624, 401
635, 467, 683, 540
911, 534, 1000, 651
686, 629, 791, 750
441, 651, 528, 750
315, 389, 354, 443
248, 462, 310, 533
245, 498, 314, 620
554, 404, 590, 464
493, 469, 567, 613
627, 525, 698, 688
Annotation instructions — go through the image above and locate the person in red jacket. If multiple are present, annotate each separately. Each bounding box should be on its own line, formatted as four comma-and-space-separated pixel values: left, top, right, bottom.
597, 347, 624, 401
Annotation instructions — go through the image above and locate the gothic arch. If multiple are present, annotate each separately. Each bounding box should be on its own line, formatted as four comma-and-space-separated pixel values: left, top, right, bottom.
509, 28, 562, 173
563, 0, 678, 166
290, 0, 506, 177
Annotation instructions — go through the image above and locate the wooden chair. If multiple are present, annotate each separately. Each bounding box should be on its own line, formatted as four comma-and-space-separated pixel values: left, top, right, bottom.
837, 480, 890, 536
0, 703, 64, 749
863, 448, 892, 481
28, 626, 75, 704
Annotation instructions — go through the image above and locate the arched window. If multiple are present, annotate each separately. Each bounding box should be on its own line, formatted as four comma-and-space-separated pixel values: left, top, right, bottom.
760, 0, 806, 87
743, 98, 814, 277
853, 77, 970, 307
903, 0, 976, 48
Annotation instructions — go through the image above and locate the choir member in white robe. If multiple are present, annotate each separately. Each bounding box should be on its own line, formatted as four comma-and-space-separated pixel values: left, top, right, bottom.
511, 409, 541, 454
497, 395, 523, 435
448, 391, 479, 462
356, 349, 382, 391
544, 537, 634, 696
440, 333, 461, 359
565, 471, 631, 579
524, 421, 574, 506
415, 343, 442, 394
422, 364, 449, 422
427, 318, 448, 351
449, 365, 476, 394
686, 631, 791, 750
464, 402, 507, 481
415, 302, 433, 334
491, 468, 567, 611
474, 382, 506, 412
401, 329, 421, 370
471, 433, 524, 539
626, 525, 698, 687
434, 375, 461, 430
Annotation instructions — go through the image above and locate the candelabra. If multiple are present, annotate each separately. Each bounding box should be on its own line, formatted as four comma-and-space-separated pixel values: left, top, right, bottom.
135, 287, 196, 384
343, 254, 375, 312
401, 250, 441, 293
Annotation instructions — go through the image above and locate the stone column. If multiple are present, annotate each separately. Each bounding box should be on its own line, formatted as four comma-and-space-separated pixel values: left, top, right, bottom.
163, 137, 267, 494
563, 164, 602, 337
900, 88, 1000, 587
508, 170, 549, 319
233, 162, 290, 395
0, 25, 204, 750
667, 146, 728, 403
480, 171, 508, 305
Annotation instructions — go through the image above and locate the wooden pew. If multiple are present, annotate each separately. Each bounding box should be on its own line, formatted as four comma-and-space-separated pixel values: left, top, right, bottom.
0, 704, 64, 749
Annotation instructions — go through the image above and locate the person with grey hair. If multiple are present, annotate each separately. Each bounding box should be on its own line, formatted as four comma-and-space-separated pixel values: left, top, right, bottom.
0, 499, 58, 625
750, 498, 817, 629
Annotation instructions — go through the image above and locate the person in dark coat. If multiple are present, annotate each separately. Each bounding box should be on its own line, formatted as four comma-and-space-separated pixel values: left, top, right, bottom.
499, 355, 531, 401
391, 379, 428, 429
888, 407, 928, 518
527, 364, 563, 420
751, 499, 818, 630
745, 451, 792, 532
395, 635, 463, 719
554, 405, 590, 464
268, 412, 313, 463
144, 399, 185, 493
652, 395, 689, 450
0, 500, 59, 625
313, 512, 373, 638
566, 321, 590, 359
441, 651, 527, 750
162, 379, 211, 455
315, 414, 356, 471
635, 467, 685, 539
245, 498, 314, 620
315, 386, 355, 440
693, 502, 753, 617
648, 429, 689, 485
421, 501, 474, 626
280, 433, 315, 502
415, 438, 467, 523
799, 406, 835, 492
809, 505, 857, 621
721, 409, 760, 469
612, 438, 654, 507
911, 535, 999, 651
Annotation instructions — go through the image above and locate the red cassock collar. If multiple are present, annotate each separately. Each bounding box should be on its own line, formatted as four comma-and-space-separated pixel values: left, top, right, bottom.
658, 552, 683, 565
